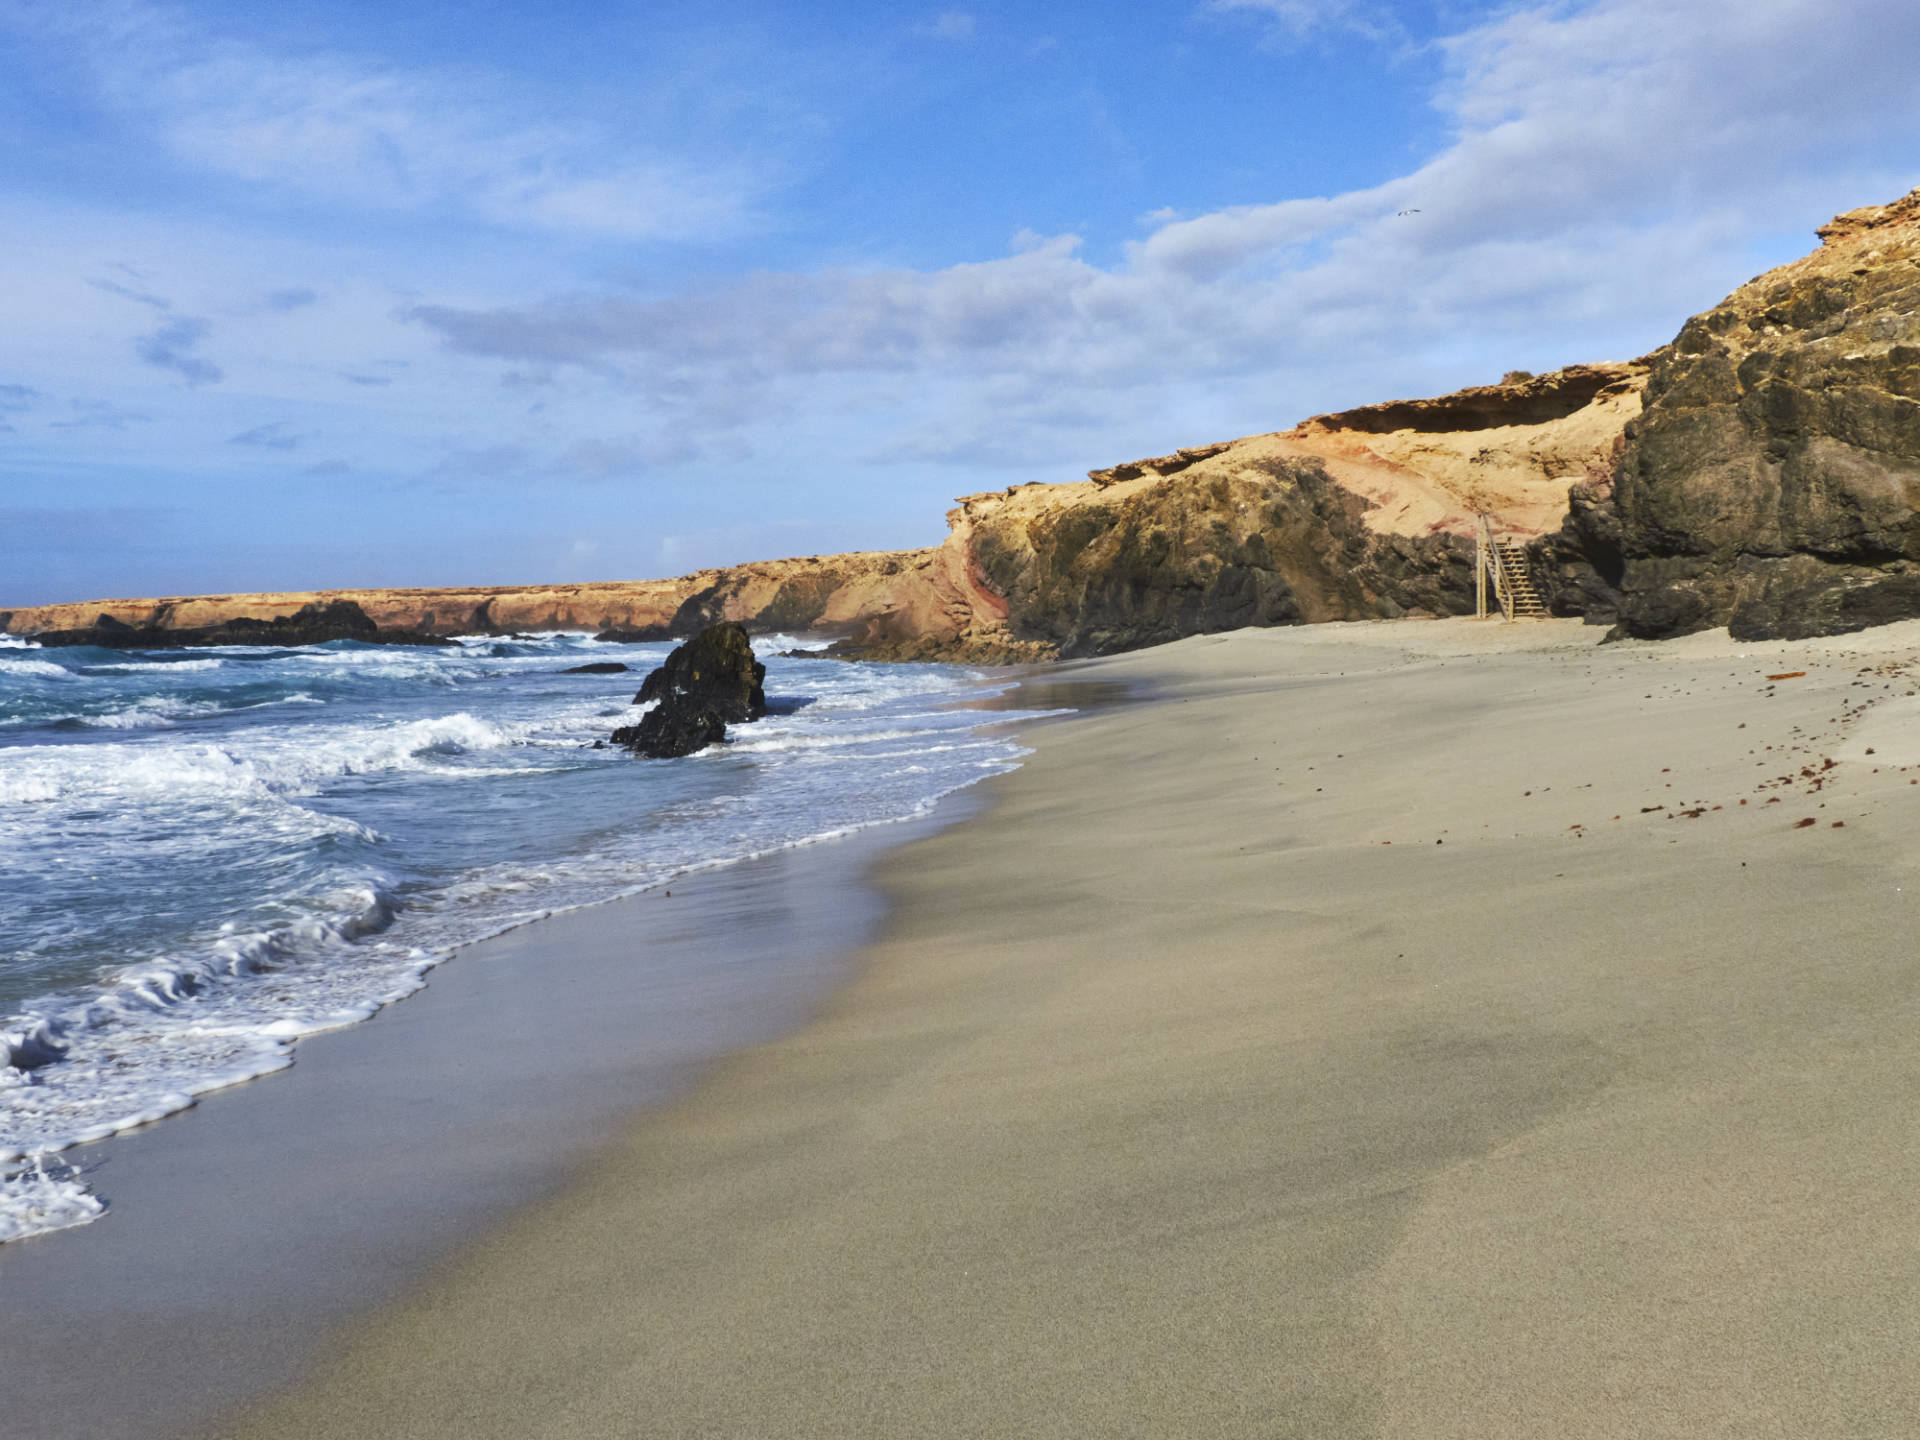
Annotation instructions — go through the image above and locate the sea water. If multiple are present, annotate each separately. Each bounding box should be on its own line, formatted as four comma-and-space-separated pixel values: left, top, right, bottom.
0, 631, 1043, 1243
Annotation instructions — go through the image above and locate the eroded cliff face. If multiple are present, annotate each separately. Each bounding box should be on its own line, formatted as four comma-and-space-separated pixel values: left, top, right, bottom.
0, 550, 940, 648
833, 363, 1646, 661
857, 454, 1473, 660
2, 360, 1647, 662
1548, 188, 1920, 639
24, 196, 1920, 658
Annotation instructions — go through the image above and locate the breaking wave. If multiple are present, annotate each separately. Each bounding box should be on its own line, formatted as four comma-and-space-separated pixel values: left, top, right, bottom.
0, 633, 1045, 1242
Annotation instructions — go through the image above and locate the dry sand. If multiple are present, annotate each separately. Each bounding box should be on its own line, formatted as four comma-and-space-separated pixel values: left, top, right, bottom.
209, 617, 1920, 1439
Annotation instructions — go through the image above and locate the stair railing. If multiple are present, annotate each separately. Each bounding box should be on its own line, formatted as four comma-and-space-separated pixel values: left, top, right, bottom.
1475, 513, 1515, 621
1475, 514, 1550, 620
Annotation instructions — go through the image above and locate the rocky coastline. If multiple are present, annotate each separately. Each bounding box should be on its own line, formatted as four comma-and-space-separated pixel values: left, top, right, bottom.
8, 188, 1920, 658
18, 599, 453, 650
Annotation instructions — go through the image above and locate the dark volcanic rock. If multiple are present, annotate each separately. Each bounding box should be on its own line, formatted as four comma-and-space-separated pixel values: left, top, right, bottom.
560, 661, 630, 674
1532, 448, 1630, 624
30, 599, 454, 649
610, 706, 728, 759
613, 622, 768, 758
1086, 443, 1232, 487
1551, 188, 1920, 640
592, 623, 674, 643
466, 598, 506, 635
630, 623, 767, 720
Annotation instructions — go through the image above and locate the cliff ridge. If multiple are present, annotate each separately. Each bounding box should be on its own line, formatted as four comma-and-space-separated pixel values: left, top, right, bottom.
1544, 185, 1920, 639
17, 188, 1920, 659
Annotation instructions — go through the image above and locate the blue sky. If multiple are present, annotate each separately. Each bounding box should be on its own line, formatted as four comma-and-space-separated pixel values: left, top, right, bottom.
4, 0, 1919, 605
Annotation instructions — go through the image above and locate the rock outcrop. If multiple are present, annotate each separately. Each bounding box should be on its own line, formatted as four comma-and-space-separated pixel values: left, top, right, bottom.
24, 599, 452, 649
833, 456, 1468, 660
1, 361, 1644, 663
611, 623, 768, 758
826, 361, 1646, 660
1545, 188, 1920, 640
25, 193, 1920, 657
6, 320, 1673, 660
1, 551, 938, 649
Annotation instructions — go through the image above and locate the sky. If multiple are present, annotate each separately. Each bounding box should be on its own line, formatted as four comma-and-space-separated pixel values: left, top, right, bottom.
3, 0, 1919, 605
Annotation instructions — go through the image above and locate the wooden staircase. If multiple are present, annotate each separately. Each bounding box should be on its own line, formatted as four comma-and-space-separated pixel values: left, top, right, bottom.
1475, 514, 1549, 621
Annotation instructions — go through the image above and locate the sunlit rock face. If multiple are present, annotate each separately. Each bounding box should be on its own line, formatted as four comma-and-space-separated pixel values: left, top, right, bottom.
7, 354, 1644, 664
1553, 188, 1920, 641
830, 360, 1648, 661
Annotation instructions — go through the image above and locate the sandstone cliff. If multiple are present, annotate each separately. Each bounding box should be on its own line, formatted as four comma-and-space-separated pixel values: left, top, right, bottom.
25, 599, 451, 649
0, 550, 938, 650
20, 194, 1920, 659
4, 362, 1644, 662
1544, 188, 1920, 639
834, 359, 1647, 660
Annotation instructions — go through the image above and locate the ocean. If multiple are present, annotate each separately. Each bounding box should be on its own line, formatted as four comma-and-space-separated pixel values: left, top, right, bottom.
0, 630, 1042, 1244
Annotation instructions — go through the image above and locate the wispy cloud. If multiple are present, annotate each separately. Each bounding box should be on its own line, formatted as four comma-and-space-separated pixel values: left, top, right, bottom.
418, 443, 531, 489
7, 0, 763, 242
922, 11, 976, 40
135, 316, 222, 386
228, 420, 302, 449
50, 400, 152, 431
406, 0, 1920, 464
1205, 0, 1399, 45
85, 272, 225, 385
265, 287, 318, 311
89, 277, 172, 310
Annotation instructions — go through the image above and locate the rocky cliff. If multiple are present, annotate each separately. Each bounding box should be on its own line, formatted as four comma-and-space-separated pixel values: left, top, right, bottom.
18, 193, 1920, 659
834, 359, 1647, 660
4, 361, 1643, 662
0, 550, 938, 650
1544, 188, 1920, 639
23, 599, 451, 649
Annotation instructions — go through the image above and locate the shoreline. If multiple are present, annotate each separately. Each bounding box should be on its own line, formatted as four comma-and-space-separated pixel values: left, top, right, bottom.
200, 615, 1920, 1438
0, 755, 1038, 1440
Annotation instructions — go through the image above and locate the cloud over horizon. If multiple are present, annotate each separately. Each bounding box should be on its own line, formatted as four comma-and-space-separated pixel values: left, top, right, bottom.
3, 0, 1918, 602
405, 0, 1920, 462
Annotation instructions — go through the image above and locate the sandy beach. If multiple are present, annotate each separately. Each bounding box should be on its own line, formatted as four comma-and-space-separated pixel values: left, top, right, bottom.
171, 615, 1920, 1438
0, 814, 951, 1440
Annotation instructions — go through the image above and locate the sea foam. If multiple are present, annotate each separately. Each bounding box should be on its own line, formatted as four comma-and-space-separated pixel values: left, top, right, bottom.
0, 634, 1048, 1243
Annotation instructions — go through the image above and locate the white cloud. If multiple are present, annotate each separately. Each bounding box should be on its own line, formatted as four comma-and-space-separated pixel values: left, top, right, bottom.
1, 0, 758, 242
403, 0, 1920, 468
9, 0, 1920, 506
1206, 0, 1398, 45
228, 421, 302, 450
924, 11, 977, 41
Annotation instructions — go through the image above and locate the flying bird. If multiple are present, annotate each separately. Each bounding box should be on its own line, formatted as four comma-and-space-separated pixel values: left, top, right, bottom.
1397, 209, 1422, 216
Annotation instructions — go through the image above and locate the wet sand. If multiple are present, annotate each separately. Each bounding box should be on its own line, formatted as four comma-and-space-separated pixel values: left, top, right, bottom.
0, 809, 975, 1440
193, 615, 1920, 1438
